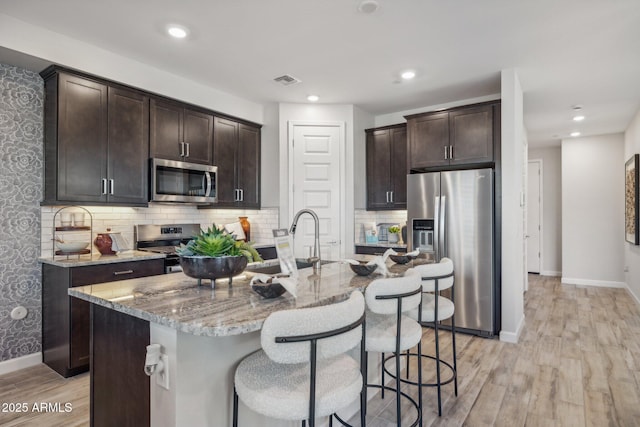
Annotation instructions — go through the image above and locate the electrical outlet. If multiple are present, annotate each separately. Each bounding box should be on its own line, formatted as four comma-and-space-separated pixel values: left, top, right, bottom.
157, 354, 169, 390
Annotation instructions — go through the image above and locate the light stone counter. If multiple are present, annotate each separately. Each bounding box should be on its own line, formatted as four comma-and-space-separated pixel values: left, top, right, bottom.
68, 260, 417, 337
39, 250, 165, 267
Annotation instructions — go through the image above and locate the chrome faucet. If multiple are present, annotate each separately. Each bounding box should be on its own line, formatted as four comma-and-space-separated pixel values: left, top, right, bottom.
289, 209, 321, 272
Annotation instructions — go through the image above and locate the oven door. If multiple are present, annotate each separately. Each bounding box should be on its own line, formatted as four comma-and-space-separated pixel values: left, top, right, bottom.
151, 158, 217, 204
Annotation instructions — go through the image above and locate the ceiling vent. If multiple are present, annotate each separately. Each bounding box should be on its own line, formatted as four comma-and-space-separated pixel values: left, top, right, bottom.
273, 74, 301, 86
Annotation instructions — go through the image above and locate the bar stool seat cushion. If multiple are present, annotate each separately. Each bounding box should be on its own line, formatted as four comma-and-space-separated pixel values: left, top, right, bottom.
235, 350, 362, 421
408, 294, 455, 323
365, 311, 423, 353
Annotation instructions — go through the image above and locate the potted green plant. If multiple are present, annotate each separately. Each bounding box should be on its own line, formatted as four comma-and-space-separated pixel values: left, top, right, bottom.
176, 225, 262, 287
388, 225, 401, 243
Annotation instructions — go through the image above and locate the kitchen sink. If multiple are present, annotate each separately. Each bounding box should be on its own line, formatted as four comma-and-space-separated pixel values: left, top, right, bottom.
246, 259, 334, 275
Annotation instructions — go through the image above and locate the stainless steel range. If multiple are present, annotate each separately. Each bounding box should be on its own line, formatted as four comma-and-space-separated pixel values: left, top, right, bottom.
134, 223, 201, 273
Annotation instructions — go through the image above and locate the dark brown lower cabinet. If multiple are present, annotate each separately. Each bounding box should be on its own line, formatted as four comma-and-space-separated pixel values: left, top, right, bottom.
42, 258, 164, 377
91, 304, 150, 427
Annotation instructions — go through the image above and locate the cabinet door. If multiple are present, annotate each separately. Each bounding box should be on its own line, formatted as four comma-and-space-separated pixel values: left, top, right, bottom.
366, 130, 392, 210
183, 108, 213, 165
390, 127, 407, 209
449, 105, 493, 165
213, 117, 238, 205
69, 297, 90, 369
57, 73, 108, 202
150, 99, 183, 161
408, 112, 449, 170
237, 124, 261, 208
107, 87, 149, 205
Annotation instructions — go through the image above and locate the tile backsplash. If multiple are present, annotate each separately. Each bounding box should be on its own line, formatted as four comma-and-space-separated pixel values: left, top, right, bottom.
41, 205, 279, 257
354, 209, 407, 244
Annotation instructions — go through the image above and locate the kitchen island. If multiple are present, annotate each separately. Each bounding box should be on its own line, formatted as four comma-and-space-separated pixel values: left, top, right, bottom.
69, 259, 419, 426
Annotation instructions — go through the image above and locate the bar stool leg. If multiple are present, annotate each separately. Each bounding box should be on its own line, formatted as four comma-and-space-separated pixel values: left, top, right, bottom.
452, 314, 458, 396
406, 348, 410, 379
434, 321, 442, 417
417, 340, 423, 427
395, 341, 401, 427
381, 352, 385, 399
232, 387, 239, 427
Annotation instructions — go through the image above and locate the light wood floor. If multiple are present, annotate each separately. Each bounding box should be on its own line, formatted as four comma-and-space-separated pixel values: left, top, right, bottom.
1, 275, 639, 426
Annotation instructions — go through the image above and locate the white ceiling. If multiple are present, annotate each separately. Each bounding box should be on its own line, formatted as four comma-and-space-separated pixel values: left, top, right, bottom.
1, 0, 639, 147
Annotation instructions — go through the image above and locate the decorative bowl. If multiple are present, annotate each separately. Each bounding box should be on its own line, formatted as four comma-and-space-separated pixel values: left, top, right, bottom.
56, 241, 90, 253
349, 261, 378, 276
251, 279, 287, 299
180, 255, 248, 285
389, 253, 418, 265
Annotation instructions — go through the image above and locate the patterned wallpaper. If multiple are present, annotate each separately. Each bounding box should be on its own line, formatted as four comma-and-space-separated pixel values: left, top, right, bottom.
0, 64, 44, 361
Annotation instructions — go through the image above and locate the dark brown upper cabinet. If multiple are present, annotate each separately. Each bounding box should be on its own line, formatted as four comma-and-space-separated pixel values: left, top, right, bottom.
41, 68, 149, 206
150, 98, 213, 165
406, 102, 497, 171
205, 117, 261, 209
366, 124, 407, 210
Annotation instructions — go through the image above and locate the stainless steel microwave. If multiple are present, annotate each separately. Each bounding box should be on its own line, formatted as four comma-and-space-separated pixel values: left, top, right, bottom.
150, 158, 217, 204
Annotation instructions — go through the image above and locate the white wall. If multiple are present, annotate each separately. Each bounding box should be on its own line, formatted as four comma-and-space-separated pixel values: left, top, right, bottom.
261, 103, 279, 207
561, 133, 625, 287
624, 109, 640, 303
0, 13, 263, 124
277, 103, 356, 256
528, 147, 562, 275
354, 107, 375, 210
500, 69, 526, 343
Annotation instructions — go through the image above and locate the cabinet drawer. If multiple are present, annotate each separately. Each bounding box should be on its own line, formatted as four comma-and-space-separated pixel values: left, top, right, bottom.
71, 259, 164, 287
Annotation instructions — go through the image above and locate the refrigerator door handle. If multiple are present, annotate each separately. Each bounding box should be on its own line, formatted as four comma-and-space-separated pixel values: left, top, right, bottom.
434, 196, 440, 260
439, 195, 447, 258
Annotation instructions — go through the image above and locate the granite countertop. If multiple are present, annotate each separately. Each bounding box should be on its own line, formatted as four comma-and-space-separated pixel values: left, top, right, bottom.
39, 250, 165, 267
68, 259, 423, 337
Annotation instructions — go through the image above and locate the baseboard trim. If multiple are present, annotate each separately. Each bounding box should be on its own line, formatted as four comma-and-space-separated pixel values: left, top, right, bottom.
626, 286, 640, 306
561, 277, 626, 288
499, 314, 525, 344
540, 270, 561, 277
0, 352, 42, 375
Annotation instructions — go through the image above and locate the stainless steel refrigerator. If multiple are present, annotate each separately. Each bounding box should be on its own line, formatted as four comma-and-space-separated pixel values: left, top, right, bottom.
407, 169, 498, 336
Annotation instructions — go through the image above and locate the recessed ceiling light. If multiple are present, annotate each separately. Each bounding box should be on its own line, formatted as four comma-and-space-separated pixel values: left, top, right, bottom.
358, 0, 379, 13
570, 131, 581, 137
307, 95, 319, 102
573, 115, 585, 122
167, 25, 189, 39
401, 70, 416, 80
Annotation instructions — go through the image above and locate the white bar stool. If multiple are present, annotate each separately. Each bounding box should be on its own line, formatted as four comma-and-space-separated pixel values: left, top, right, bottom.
401, 258, 458, 417
361, 271, 423, 427
233, 291, 366, 427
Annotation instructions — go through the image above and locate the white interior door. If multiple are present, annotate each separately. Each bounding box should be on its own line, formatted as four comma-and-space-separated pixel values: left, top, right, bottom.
527, 160, 542, 273
290, 123, 342, 261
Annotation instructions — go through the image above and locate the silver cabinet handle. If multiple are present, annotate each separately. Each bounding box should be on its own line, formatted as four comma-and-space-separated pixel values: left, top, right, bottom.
385, 191, 389, 203
180, 142, 185, 157
234, 189, 239, 202
444, 146, 448, 160
390, 191, 394, 203
101, 178, 108, 195
240, 189, 244, 202
113, 270, 134, 276
204, 172, 211, 197
449, 145, 453, 159
186, 142, 190, 158
109, 179, 114, 195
